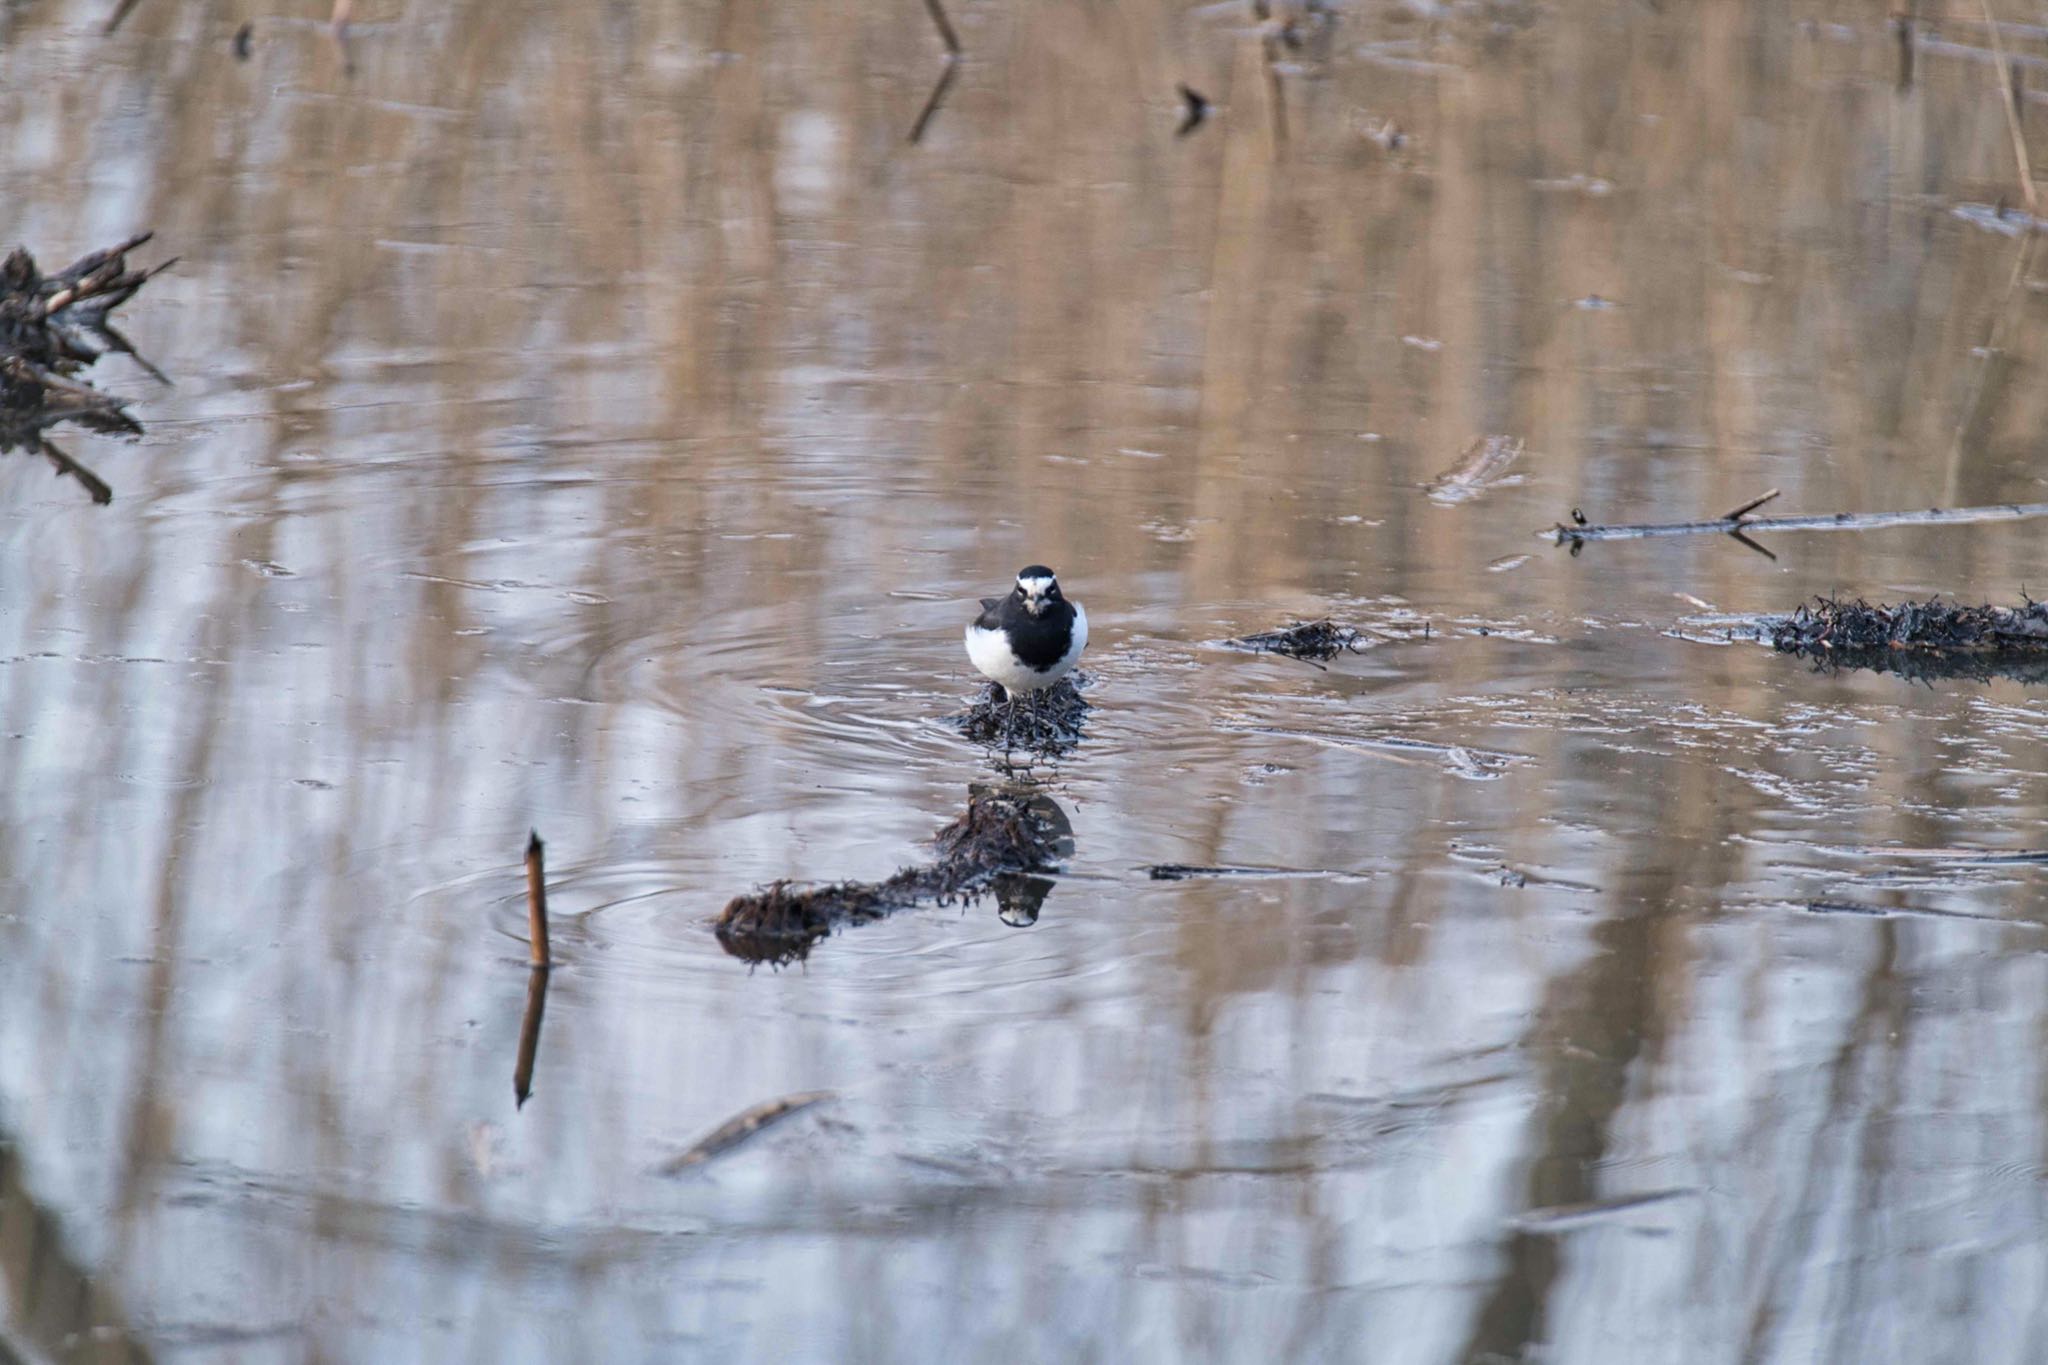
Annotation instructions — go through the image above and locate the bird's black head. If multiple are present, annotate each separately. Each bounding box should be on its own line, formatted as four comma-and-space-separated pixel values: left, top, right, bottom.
1014, 565, 1062, 617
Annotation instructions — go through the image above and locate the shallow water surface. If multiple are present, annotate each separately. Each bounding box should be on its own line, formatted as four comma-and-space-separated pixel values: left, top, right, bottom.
6, 1, 2048, 1360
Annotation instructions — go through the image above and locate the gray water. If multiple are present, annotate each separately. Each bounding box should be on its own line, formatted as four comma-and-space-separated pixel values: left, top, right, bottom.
5, 1, 2048, 1360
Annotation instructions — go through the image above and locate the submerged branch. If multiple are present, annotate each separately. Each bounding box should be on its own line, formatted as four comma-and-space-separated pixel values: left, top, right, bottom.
657, 1092, 836, 1175
1546, 495, 2048, 549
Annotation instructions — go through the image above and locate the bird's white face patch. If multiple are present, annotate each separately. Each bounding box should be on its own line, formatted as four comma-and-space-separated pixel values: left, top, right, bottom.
1017, 574, 1056, 614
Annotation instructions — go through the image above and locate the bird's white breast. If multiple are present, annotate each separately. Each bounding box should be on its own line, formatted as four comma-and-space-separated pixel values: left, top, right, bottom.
963, 602, 1087, 692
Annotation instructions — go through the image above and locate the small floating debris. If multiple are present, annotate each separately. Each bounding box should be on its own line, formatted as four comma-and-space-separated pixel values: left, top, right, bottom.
656, 1091, 836, 1176
1, 233, 173, 504
716, 787, 1072, 964
1770, 596, 2048, 682
1425, 435, 1524, 506
1361, 116, 1407, 152
955, 677, 1090, 755
1146, 863, 1366, 882
1232, 620, 1366, 663
1953, 200, 2048, 238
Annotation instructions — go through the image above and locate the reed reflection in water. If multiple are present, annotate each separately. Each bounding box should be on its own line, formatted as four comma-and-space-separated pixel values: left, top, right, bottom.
2, 0, 2048, 1360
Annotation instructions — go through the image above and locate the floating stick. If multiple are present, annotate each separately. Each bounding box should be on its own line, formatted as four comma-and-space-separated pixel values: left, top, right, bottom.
1545, 496, 2048, 550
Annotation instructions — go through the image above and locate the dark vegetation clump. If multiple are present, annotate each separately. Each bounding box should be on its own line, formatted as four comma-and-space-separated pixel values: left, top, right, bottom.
0, 233, 172, 503
1770, 596, 2048, 682
954, 677, 1090, 756
716, 788, 1071, 964
1234, 620, 1366, 663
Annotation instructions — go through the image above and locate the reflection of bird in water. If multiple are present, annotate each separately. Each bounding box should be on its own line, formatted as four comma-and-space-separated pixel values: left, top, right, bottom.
971, 784, 1074, 928
994, 872, 1054, 927
965, 565, 1088, 703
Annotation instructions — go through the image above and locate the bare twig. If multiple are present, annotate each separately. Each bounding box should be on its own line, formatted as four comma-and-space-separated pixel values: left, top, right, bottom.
1546, 497, 2048, 547
37, 439, 112, 506
1721, 488, 1781, 521
524, 831, 550, 969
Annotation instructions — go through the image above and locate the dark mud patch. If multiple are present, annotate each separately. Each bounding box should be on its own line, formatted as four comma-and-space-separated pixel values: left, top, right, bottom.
716, 788, 1073, 964
1770, 596, 2048, 682
953, 677, 1089, 756
1, 233, 172, 503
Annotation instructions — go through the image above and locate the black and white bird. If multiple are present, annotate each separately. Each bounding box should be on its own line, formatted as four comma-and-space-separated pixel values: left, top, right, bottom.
965, 565, 1088, 701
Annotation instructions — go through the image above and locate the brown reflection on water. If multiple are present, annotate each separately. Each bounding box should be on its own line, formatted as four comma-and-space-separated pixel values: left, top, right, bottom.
6, 0, 2048, 1358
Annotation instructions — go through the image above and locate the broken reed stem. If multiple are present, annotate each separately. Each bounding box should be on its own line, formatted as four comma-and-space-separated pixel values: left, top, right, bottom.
1721, 488, 1780, 521
1979, 0, 2039, 213
524, 830, 551, 970
512, 963, 549, 1108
